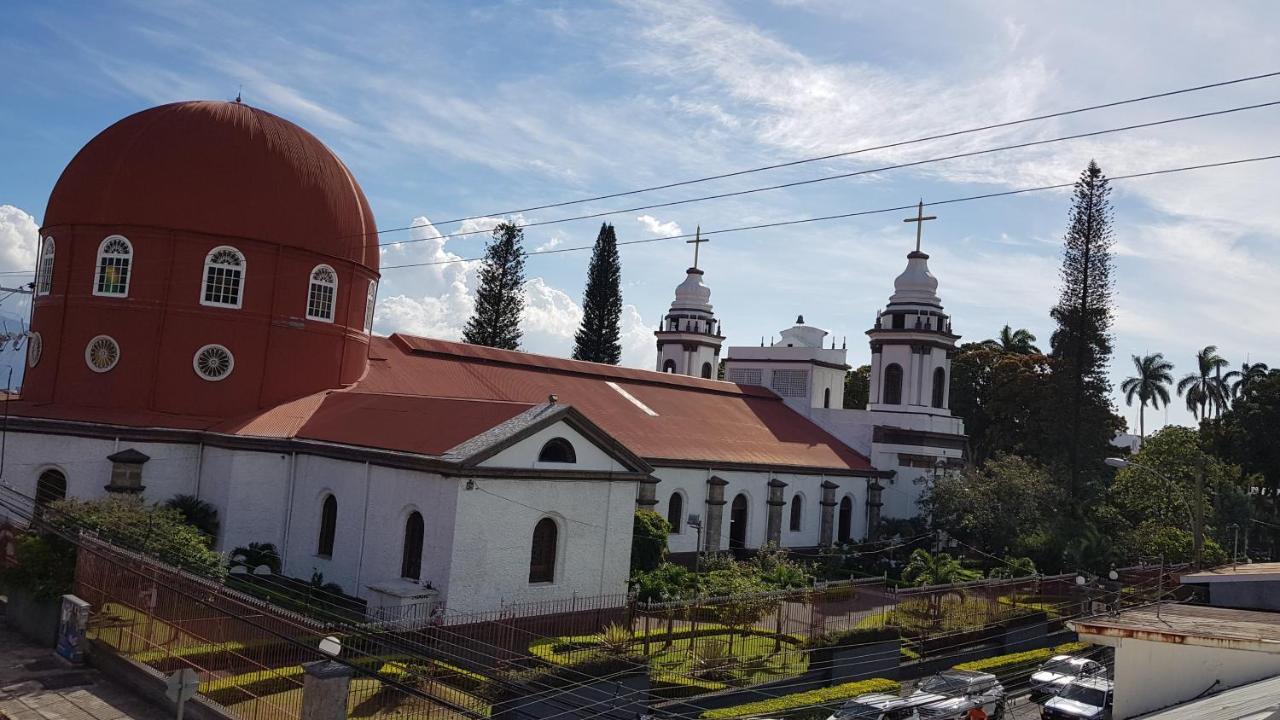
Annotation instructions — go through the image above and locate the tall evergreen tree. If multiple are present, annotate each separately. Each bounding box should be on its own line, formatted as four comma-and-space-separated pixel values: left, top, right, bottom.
1049, 160, 1118, 500
462, 222, 526, 350
572, 223, 623, 364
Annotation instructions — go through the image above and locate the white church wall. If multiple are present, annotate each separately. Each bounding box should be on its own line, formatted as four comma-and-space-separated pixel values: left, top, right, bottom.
211, 449, 291, 555
360, 464, 459, 598
445, 476, 634, 610
478, 422, 628, 472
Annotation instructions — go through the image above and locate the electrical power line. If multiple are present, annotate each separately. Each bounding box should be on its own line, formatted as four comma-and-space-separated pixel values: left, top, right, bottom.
363, 69, 1280, 236
370, 99, 1280, 250
380, 152, 1280, 271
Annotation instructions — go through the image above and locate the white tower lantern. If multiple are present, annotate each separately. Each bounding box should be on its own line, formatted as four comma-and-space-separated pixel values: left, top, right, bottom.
654, 228, 723, 378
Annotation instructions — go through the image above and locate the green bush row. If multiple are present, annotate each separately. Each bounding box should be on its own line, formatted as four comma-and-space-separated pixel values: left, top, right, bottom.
806, 626, 900, 649
700, 678, 901, 720
651, 673, 730, 699
952, 641, 1089, 675
530, 625, 801, 667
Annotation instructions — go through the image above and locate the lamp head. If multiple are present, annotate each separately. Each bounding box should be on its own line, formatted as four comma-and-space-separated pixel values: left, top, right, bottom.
1104, 457, 1130, 469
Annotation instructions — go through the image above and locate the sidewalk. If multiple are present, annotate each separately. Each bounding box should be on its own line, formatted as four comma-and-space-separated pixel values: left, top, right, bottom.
0, 626, 167, 720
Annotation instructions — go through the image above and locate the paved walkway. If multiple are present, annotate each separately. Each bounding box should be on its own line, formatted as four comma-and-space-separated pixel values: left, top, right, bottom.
0, 627, 167, 720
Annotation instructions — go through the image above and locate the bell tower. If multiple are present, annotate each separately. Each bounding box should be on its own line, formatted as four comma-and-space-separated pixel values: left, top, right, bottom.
654, 228, 723, 379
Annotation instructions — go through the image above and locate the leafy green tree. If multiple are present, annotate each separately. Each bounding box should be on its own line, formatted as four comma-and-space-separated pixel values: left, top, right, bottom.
701, 564, 776, 652
749, 544, 813, 589
843, 365, 870, 409
987, 556, 1037, 580
900, 549, 979, 587
572, 223, 623, 364
163, 494, 220, 542
1120, 353, 1174, 439
1177, 345, 1229, 420
947, 345, 1056, 465
50, 496, 225, 578
462, 222, 526, 350
630, 562, 698, 603
230, 542, 283, 574
630, 510, 670, 573
1215, 371, 1280, 497
1121, 521, 1226, 566
1049, 160, 1118, 502
0, 533, 76, 600
924, 454, 1060, 564
984, 325, 1040, 354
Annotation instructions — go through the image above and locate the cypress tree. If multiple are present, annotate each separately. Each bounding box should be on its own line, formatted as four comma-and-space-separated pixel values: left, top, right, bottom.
572, 223, 623, 364
462, 222, 526, 350
1048, 160, 1118, 500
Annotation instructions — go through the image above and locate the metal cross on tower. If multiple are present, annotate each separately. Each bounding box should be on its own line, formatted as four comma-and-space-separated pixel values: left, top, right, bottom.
903, 200, 936, 252
686, 225, 708, 269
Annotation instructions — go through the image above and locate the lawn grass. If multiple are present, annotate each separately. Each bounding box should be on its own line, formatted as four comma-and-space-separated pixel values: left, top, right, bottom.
649, 632, 808, 688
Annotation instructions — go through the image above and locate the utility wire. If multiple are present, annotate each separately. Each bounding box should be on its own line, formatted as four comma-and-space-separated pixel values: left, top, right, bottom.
363, 69, 1280, 236
382, 152, 1280, 270
372, 99, 1280, 249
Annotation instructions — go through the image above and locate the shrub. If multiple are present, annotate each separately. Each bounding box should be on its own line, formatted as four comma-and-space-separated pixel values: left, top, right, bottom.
806, 626, 899, 649
952, 641, 1090, 675
700, 678, 900, 719
48, 496, 226, 579
631, 510, 670, 573
599, 623, 633, 655
163, 494, 220, 542
0, 532, 76, 600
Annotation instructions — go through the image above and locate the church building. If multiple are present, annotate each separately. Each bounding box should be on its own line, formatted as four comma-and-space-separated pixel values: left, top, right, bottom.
1, 100, 964, 620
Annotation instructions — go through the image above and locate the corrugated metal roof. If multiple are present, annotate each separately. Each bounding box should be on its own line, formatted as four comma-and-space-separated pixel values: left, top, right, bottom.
1136, 673, 1280, 719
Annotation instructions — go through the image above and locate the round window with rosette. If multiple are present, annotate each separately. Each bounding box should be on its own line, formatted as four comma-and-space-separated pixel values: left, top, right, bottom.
193, 344, 234, 381
84, 335, 119, 373
26, 332, 42, 368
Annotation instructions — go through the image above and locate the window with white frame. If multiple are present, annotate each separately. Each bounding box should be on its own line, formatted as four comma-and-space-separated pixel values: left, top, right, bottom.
364, 280, 377, 333
201, 246, 245, 308
306, 264, 338, 321
36, 237, 55, 296
93, 235, 133, 297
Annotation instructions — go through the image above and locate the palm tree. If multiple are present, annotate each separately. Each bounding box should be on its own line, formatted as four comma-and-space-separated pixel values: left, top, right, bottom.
1224, 361, 1270, 400
901, 548, 980, 586
983, 325, 1040, 354
163, 494, 220, 542
1120, 353, 1174, 439
230, 541, 282, 574
1177, 346, 1229, 420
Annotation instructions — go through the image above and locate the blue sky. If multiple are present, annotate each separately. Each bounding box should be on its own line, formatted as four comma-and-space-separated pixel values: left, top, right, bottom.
2, 0, 1279, 432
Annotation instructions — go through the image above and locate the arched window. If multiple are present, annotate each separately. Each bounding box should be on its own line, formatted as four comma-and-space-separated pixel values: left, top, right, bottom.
364, 280, 378, 333
538, 437, 576, 463
823, 387, 831, 409
401, 511, 424, 580
35, 469, 67, 511
307, 264, 338, 322
667, 492, 684, 534
700, 362, 713, 379
529, 518, 558, 583
838, 496, 853, 543
93, 235, 133, 297
201, 246, 246, 308
789, 494, 803, 532
317, 494, 337, 557
36, 237, 55, 296
662, 359, 676, 373
883, 363, 903, 405
729, 494, 748, 550
931, 367, 947, 408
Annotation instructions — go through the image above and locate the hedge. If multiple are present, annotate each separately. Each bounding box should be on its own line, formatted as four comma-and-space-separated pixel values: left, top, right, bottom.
530, 625, 802, 667
651, 673, 729, 699
806, 626, 899, 649
952, 641, 1089, 675
699, 678, 900, 720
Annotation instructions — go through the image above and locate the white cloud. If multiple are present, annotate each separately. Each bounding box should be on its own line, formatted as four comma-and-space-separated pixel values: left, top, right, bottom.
636, 214, 683, 237
0, 205, 40, 273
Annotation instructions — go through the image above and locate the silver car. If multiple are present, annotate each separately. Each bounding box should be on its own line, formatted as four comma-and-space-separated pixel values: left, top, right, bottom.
1030, 655, 1106, 695
909, 669, 1006, 719
828, 692, 921, 720
1040, 677, 1113, 720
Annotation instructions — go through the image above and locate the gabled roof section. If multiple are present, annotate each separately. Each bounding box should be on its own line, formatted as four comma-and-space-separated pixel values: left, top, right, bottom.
351, 334, 874, 474
440, 401, 652, 473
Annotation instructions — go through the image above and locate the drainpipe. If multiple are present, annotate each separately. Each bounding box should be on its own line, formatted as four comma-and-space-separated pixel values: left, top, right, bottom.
280, 451, 297, 570
598, 476, 613, 596
354, 461, 371, 592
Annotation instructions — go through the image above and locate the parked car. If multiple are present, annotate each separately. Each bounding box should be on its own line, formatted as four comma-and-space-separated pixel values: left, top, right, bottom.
1040, 677, 1113, 720
908, 669, 1006, 719
828, 692, 921, 720
1030, 655, 1106, 695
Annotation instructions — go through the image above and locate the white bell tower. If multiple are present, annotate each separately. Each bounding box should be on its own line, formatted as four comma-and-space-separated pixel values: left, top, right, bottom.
654, 229, 723, 379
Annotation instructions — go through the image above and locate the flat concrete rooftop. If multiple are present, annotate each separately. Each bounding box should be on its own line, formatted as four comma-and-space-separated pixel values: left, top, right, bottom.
1070, 603, 1280, 652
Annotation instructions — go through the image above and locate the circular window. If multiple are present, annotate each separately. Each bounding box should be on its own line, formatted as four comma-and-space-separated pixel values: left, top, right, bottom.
26, 332, 42, 369
193, 344, 234, 381
85, 335, 120, 373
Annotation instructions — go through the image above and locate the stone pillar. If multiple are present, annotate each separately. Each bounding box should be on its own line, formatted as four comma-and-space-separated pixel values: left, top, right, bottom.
819, 480, 839, 547
866, 478, 884, 540
703, 476, 728, 553
765, 477, 788, 547
636, 475, 660, 511
300, 660, 353, 720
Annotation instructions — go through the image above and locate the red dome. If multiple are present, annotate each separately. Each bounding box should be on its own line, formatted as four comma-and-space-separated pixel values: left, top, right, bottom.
44, 100, 378, 270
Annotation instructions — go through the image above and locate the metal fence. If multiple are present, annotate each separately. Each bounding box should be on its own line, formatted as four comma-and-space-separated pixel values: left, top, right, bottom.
74, 535, 481, 720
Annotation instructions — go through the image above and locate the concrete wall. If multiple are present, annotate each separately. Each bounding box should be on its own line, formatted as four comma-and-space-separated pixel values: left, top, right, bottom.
492, 673, 649, 720
1207, 581, 1280, 611
1111, 637, 1280, 719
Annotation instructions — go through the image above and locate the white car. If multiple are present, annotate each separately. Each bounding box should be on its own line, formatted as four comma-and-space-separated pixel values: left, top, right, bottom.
1040, 677, 1113, 720
1030, 655, 1106, 695
909, 670, 1006, 719
828, 692, 921, 720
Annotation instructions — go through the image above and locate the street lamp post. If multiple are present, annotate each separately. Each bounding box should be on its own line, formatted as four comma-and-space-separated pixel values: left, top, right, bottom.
1105, 457, 1203, 568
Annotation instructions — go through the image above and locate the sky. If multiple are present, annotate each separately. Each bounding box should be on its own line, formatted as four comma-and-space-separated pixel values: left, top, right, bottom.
1, 0, 1279, 432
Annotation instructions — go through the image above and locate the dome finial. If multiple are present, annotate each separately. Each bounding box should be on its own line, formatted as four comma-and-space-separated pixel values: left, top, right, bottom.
686, 225, 707, 270
234, 85, 242, 104
903, 199, 936, 254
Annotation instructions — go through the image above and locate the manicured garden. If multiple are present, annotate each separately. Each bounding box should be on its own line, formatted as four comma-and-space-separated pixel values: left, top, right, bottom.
699, 678, 901, 720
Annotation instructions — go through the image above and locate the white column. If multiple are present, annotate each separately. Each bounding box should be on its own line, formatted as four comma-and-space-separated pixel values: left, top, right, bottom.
906, 346, 919, 405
